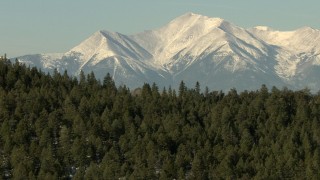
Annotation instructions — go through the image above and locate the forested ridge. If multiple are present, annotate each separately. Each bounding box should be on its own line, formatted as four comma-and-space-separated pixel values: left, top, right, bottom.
1, 56, 320, 179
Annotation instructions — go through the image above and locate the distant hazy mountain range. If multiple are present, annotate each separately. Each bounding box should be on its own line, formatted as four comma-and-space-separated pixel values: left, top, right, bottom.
16, 13, 320, 92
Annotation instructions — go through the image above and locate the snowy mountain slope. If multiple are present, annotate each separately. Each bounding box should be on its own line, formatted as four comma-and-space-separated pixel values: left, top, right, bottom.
132, 13, 279, 80
15, 13, 320, 91
68, 30, 153, 64
132, 13, 229, 65
249, 26, 320, 53
249, 25, 320, 84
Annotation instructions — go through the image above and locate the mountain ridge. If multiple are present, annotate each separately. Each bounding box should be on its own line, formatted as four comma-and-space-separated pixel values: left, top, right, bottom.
15, 13, 320, 92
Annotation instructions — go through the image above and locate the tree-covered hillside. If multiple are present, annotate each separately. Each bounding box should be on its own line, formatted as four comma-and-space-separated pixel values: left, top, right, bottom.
1, 56, 320, 179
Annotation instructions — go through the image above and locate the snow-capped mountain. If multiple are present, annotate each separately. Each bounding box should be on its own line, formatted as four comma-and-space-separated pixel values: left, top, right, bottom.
16, 13, 320, 92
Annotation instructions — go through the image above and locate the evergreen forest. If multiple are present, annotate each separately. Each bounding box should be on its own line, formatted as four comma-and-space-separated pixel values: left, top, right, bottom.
1, 56, 320, 179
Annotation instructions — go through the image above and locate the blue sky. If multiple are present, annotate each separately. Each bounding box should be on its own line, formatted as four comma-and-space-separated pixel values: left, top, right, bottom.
1, 0, 319, 57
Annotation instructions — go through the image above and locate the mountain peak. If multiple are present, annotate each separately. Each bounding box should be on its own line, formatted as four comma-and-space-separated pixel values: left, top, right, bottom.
167, 13, 232, 34
177, 12, 226, 23
253, 26, 273, 31
99, 30, 121, 37
185, 12, 200, 17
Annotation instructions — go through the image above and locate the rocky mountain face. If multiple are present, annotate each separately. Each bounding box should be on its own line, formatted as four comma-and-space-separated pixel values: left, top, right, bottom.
16, 13, 320, 92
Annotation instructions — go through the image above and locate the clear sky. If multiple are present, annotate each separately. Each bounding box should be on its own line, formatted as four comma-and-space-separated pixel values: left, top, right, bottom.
1, 0, 319, 57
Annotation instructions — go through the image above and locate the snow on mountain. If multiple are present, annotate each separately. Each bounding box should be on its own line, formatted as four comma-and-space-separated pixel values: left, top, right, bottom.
17, 53, 64, 70
249, 26, 320, 53
63, 30, 168, 88
15, 13, 320, 92
68, 30, 152, 64
132, 13, 273, 77
132, 13, 227, 64
249, 25, 320, 88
